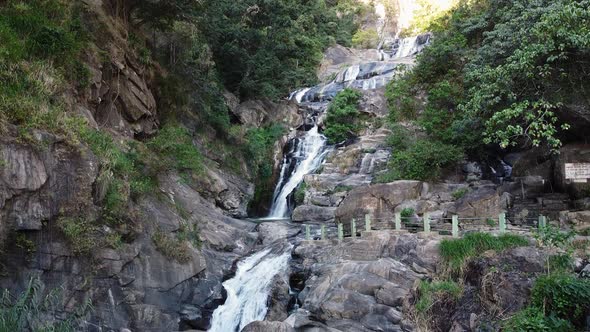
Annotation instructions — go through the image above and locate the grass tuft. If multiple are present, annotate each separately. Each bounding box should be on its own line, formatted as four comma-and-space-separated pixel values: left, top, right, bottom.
440, 232, 529, 274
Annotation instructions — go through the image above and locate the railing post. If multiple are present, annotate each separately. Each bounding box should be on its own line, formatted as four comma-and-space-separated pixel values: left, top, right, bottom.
305, 225, 310, 240
538, 215, 546, 228
423, 213, 431, 234
499, 213, 506, 233
351, 219, 357, 238
321, 224, 326, 240
395, 212, 401, 231
365, 214, 371, 232
452, 215, 459, 238
338, 223, 344, 241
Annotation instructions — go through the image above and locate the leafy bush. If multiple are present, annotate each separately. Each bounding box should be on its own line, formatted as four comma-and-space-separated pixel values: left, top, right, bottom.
400, 208, 415, 221
245, 124, 285, 178
147, 124, 203, 174
504, 306, 574, 332
533, 225, 575, 249
294, 182, 307, 205
385, 73, 419, 122
385, 123, 413, 151
323, 88, 362, 144
531, 274, 590, 325
352, 29, 379, 48
452, 188, 468, 200
439, 232, 529, 274
378, 139, 463, 181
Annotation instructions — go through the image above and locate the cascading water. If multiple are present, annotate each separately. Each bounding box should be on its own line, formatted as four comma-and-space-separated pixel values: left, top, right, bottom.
268, 126, 329, 219
208, 244, 292, 332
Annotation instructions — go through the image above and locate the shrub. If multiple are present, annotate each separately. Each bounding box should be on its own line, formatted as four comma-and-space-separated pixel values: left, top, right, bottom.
378, 139, 463, 181
351, 29, 379, 48
147, 125, 203, 175
151, 230, 191, 263
385, 123, 413, 151
294, 182, 307, 205
439, 232, 529, 274
531, 274, 590, 325
504, 306, 574, 332
385, 73, 418, 122
400, 208, 415, 221
452, 188, 468, 200
323, 88, 362, 144
534, 225, 575, 249
57, 217, 99, 256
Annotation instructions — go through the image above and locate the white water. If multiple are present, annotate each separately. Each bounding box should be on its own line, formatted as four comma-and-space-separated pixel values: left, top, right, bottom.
208, 246, 292, 332
268, 126, 328, 218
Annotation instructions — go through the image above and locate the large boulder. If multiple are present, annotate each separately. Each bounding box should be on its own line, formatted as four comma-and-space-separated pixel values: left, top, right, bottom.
449, 187, 502, 218
334, 181, 423, 228
292, 205, 337, 222
293, 232, 439, 332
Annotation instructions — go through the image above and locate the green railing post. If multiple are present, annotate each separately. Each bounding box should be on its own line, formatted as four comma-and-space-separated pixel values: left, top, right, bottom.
351, 219, 357, 238
365, 214, 371, 232
321, 224, 326, 240
395, 213, 401, 231
452, 215, 459, 238
338, 223, 344, 241
499, 213, 506, 233
305, 225, 310, 240
538, 215, 546, 228
423, 213, 431, 234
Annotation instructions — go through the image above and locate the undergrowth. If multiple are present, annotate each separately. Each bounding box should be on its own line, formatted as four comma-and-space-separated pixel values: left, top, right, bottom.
439, 232, 529, 275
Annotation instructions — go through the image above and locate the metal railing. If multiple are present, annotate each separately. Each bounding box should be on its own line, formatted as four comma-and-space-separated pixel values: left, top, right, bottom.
302, 213, 550, 241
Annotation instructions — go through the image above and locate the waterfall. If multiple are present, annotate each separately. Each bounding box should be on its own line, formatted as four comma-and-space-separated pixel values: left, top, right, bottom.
268, 126, 328, 219
208, 245, 292, 332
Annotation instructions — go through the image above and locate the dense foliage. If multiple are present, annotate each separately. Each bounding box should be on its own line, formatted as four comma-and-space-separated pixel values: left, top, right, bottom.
196, 0, 366, 99
323, 88, 363, 144
0, 0, 89, 135
386, 0, 590, 159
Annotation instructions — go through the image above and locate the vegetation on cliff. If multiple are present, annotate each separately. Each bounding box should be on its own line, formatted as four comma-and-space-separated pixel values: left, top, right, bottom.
324, 88, 363, 144
384, 0, 590, 180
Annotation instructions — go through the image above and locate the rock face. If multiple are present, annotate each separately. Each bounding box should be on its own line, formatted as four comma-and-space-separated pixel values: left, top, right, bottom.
232, 99, 302, 130
290, 231, 441, 332
0, 2, 264, 331
0, 132, 98, 234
